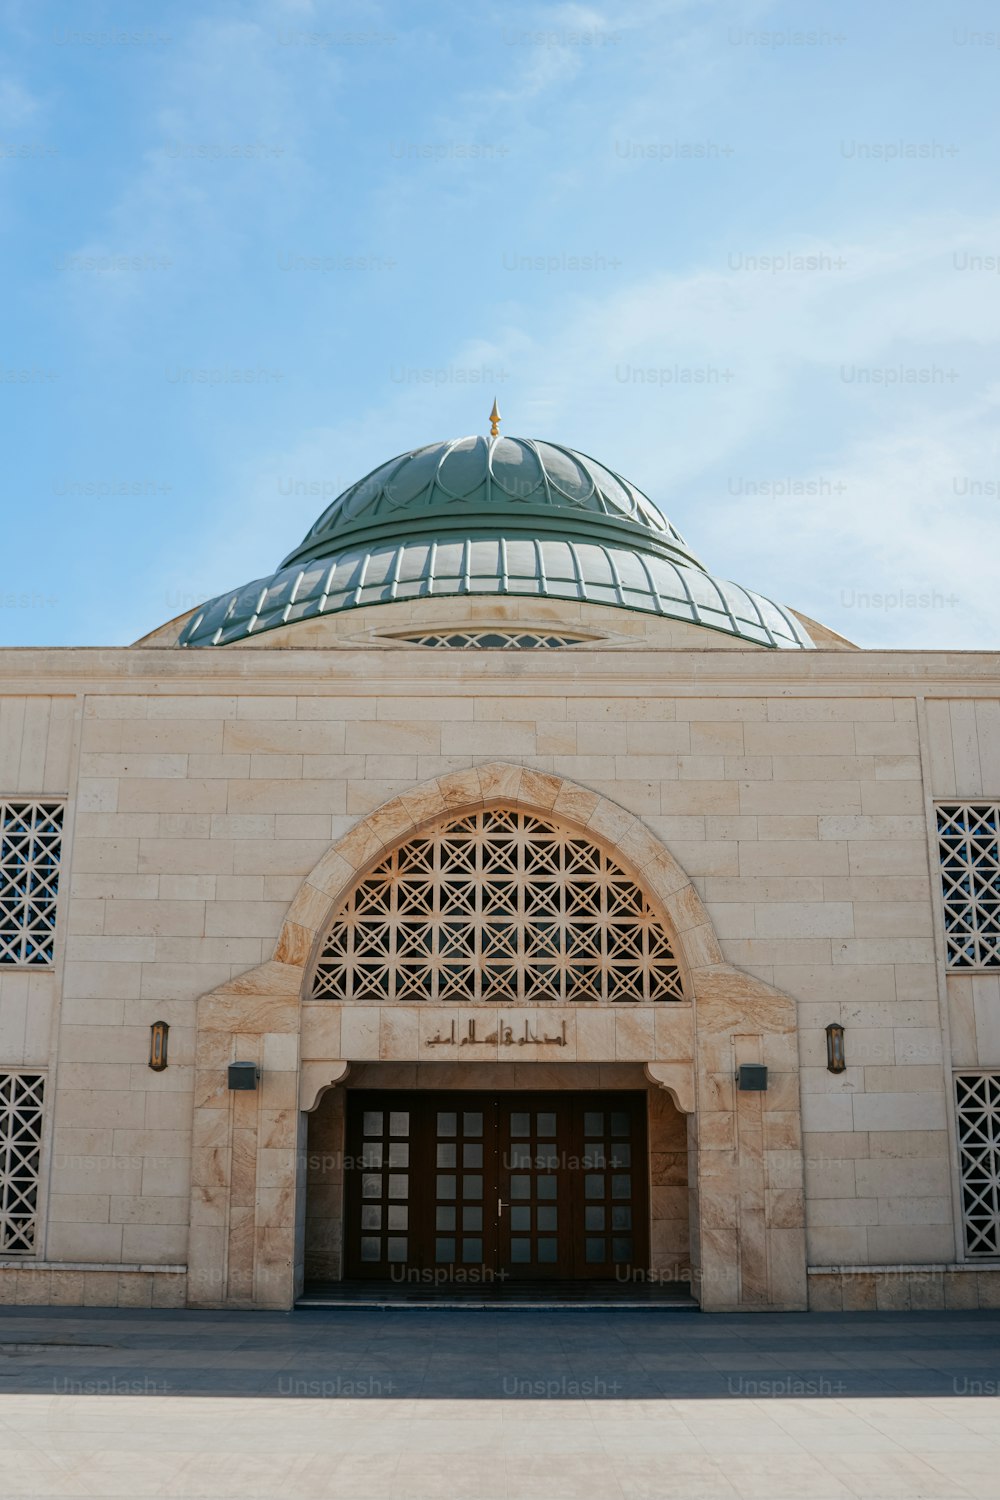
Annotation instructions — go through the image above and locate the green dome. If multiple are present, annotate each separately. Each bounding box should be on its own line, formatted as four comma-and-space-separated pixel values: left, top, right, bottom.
177, 434, 813, 650
279, 435, 704, 573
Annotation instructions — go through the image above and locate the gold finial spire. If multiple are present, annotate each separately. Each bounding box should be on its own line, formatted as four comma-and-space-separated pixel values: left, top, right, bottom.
489, 398, 501, 438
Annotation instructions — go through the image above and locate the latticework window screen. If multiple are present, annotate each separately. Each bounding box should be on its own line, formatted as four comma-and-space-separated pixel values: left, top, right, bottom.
398, 631, 586, 650
0, 801, 64, 966
955, 1073, 1000, 1256
312, 808, 684, 1004
936, 803, 1000, 968
0, 1072, 45, 1253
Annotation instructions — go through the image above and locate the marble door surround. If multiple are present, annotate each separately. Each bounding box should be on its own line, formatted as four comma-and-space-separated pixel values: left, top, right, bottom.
187, 763, 807, 1313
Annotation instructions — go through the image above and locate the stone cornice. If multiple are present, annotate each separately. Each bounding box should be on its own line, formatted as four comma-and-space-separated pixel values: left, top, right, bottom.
0, 644, 998, 695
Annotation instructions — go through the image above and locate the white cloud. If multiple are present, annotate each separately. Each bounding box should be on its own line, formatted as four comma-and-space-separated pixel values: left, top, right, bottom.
0, 74, 40, 127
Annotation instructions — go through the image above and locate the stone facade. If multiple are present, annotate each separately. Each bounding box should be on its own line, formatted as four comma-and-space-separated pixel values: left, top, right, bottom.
0, 627, 998, 1311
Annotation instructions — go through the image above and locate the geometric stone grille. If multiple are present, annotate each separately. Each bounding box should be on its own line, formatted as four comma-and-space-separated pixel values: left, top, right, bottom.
0, 1072, 45, 1253
936, 803, 1000, 969
955, 1072, 1000, 1256
398, 631, 587, 650
312, 808, 684, 1004
0, 801, 64, 966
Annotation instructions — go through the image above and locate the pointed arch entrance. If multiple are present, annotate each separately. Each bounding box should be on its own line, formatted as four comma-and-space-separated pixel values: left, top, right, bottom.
187, 764, 807, 1312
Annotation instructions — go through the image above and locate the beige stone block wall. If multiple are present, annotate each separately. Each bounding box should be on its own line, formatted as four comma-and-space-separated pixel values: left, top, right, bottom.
2, 648, 997, 1293
0, 1266, 186, 1308
948, 976, 1000, 1067
0, 696, 75, 796
924, 698, 1000, 798
809, 1265, 1000, 1312
923, 696, 1000, 1260
0, 697, 77, 1080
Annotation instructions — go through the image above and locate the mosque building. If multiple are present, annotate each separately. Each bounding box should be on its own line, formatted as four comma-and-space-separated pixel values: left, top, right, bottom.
0, 417, 997, 1312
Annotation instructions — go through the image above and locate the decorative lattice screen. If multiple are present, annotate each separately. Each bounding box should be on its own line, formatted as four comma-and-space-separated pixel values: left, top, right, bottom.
398, 631, 587, 650
0, 1072, 45, 1253
955, 1072, 1000, 1256
936, 803, 1000, 968
313, 808, 684, 1004
0, 801, 64, 966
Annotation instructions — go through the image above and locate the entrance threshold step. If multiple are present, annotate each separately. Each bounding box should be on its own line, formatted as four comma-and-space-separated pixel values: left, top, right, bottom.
297, 1280, 697, 1309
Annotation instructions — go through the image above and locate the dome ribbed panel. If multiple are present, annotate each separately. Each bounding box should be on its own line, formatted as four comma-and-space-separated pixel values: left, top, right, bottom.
177, 536, 813, 650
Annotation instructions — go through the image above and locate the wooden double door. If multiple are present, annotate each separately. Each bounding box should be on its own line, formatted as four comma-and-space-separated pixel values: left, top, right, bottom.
344, 1090, 649, 1281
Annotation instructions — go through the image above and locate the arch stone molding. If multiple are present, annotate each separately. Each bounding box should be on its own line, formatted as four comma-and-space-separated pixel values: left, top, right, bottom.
187, 762, 807, 1314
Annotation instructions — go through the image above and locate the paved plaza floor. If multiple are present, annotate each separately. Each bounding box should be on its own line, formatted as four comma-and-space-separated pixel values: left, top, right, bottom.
0, 1305, 999, 1498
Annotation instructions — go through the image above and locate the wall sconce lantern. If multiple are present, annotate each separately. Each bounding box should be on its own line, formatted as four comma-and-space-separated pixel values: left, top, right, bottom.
736, 1063, 768, 1092
148, 1021, 169, 1072
228, 1061, 260, 1091
826, 1022, 846, 1074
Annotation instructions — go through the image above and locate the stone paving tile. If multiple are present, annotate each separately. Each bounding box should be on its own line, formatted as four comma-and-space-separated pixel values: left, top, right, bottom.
1, 1307, 1000, 1497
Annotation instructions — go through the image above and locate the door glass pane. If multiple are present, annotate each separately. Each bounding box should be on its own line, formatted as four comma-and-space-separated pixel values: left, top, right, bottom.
354, 1091, 643, 1282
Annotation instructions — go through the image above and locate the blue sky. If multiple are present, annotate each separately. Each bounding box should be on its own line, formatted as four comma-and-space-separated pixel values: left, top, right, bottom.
3, 0, 1000, 649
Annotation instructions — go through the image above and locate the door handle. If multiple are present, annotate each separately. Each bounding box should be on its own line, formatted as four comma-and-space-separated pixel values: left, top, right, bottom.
497, 1198, 509, 1218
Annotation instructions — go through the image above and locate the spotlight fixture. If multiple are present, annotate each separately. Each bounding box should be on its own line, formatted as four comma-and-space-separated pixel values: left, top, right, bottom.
736, 1063, 768, 1092
227, 1061, 260, 1091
